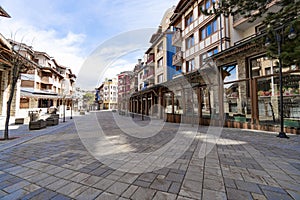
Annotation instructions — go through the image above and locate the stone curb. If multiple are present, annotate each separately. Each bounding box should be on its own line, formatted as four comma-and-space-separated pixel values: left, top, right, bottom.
0, 119, 74, 152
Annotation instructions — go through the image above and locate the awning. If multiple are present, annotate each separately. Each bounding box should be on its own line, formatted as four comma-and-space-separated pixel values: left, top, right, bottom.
20, 91, 59, 99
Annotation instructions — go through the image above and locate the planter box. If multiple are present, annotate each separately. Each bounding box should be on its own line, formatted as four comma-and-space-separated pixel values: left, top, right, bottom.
234, 116, 246, 122
46, 117, 59, 126
284, 119, 300, 128
51, 114, 59, 119
15, 118, 24, 124
29, 119, 47, 130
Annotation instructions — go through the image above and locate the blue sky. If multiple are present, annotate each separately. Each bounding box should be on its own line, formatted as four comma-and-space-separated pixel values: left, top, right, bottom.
0, 0, 179, 89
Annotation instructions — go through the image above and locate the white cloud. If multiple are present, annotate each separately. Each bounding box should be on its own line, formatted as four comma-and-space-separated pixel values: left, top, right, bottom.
76, 29, 154, 89
0, 20, 86, 75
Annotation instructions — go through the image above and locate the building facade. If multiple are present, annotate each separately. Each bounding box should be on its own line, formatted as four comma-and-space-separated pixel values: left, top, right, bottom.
0, 39, 76, 119
118, 71, 133, 112
128, 0, 300, 134
98, 78, 118, 110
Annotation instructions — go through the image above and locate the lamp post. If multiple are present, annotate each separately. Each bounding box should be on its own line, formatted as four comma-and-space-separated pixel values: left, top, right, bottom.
70, 96, 73, 119
265, 25, 297, 138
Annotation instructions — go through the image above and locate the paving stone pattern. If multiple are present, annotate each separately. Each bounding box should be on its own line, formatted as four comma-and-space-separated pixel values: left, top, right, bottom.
0, 111, 299, 199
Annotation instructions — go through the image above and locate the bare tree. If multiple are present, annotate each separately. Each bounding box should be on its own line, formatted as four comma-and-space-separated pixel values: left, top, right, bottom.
0, 38, 35, 140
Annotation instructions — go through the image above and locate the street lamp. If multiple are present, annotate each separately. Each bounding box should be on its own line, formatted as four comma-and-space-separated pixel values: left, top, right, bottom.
70, 95, 73, 119
265, 25, 297, 138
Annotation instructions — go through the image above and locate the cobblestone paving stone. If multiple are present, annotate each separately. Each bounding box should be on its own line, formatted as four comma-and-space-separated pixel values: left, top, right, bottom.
0, 111, 299, 199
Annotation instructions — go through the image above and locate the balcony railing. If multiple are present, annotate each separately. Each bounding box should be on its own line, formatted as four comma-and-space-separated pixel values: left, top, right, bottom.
147, 54, 154, 64
143, 70, 154, 79
172, 29, 182, 47
172, 51, 183, 66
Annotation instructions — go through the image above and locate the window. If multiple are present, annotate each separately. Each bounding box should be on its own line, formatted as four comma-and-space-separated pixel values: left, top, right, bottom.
205, 0, 211, 9
213, 20, 217, 33
157, 58, 163, 68
157, 74, 163, 83
202, 0, 215, 10
201, 29, 206, 40
207, 24, 212, 36
200, 20, 218, 41
207, 47, 218, 56
186, 59, 195, 72
186, 34, 195, 49
222, 65, 237, 82
185, 11, 193, 27
200, 47, 218, 65
265, 67, 271, 75
157, 42, 163, 53
139, 73, 143, 79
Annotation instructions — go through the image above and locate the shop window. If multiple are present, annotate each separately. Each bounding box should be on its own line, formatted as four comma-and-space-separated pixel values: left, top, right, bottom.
257, 72, 300, 126
222, 64, 237, 82
164, 92, 173, 114
250, 56, 282, 77
224, 81, 252, 122
174, 90, 183, 114
201, 87, 211, 118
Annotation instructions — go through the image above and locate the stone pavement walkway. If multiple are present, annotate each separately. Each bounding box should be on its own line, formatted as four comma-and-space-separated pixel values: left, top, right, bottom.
0, 118, 74, 152
0, 111, 299, 200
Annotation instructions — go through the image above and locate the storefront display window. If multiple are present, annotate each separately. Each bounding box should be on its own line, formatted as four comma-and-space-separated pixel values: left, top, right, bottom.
201, 87, 211, 118
164, 92, 172, 114
251, 55, 300, 128
174, 90, 183, 114
185, 89, 198, 116
224, 80, 251, 121
257, 72, 300, 125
